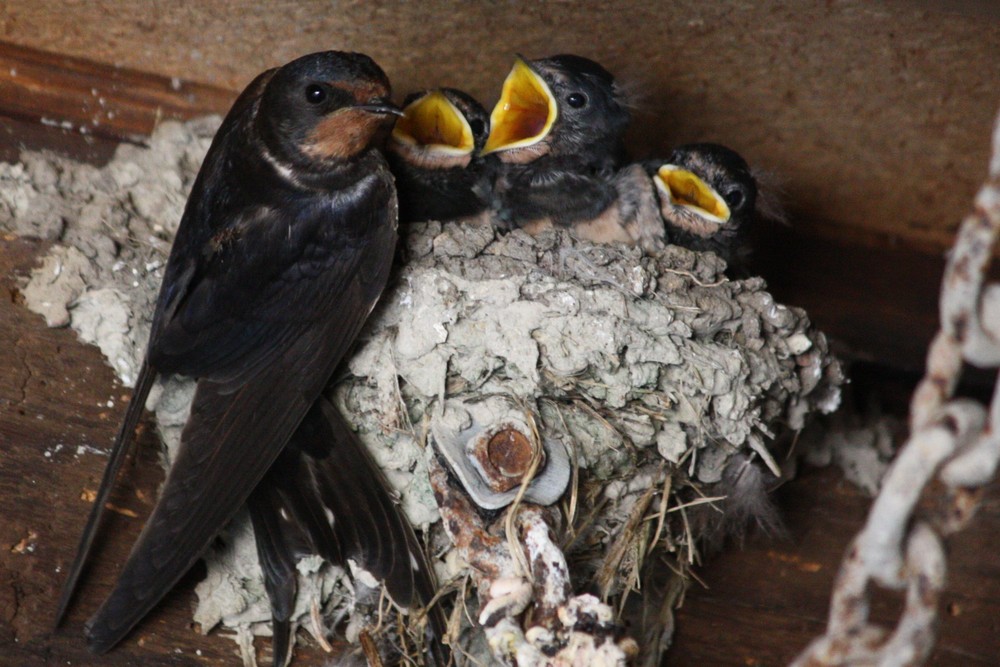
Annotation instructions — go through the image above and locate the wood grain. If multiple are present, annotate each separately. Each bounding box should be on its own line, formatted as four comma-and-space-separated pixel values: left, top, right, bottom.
750, 224, 944, 373
0, 41, 232, 146
667, 465, 1000, 666
2, 2, 998, 252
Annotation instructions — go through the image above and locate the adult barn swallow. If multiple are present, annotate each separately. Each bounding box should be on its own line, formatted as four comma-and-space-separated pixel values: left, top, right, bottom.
482, 54, 631, 231
55, 51, 414, 656
646, 143, 758, 268
387, 87, 494, 223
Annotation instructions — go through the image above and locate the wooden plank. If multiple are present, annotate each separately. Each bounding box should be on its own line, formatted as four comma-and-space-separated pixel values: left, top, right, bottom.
6, 1, 999, 253
666, 466, 1000, 666
750, 223, 944, 373
0, 41, 233, 146
0, 41, 233, 167
0, 114, 119, 165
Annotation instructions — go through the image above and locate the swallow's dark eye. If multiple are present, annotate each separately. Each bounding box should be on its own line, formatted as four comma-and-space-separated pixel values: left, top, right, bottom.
566, 92, 588, 109
305, 84, 327, 105
469, 118, 486, 137
723, 188, 745, 209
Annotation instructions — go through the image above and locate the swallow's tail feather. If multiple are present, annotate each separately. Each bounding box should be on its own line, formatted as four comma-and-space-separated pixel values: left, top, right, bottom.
249, 396, 448, 665
55, 361, 158, 627
84, 321, 339, 653
248, 480, 306, 667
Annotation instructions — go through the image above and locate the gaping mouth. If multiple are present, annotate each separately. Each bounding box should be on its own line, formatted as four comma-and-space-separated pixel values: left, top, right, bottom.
482, 57, 557, 154
654, 165, 731, 223
391, 90, 475, 155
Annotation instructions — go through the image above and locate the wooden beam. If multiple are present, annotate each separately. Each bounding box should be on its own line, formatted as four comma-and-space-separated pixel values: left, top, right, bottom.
0, 41, 233, 146
667, 465, 1000, 666
751, 223, 944, 373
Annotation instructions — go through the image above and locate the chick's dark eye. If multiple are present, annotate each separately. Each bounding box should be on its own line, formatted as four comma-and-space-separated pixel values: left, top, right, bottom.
305, 84, 327, 105
469, 118, 486, 137
566, 92, 587, 109
723, 188, 745, 209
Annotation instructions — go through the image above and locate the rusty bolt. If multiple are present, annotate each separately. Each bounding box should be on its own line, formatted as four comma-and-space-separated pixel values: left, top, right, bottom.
489, 428, 537, 477
471, 425, 544, 494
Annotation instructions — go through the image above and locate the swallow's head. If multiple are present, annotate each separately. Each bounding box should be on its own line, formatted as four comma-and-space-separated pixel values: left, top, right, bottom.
388, 88, 490, 169
256, 51, 400, 168
483, 54, 629, 164
650, 143, 757, 239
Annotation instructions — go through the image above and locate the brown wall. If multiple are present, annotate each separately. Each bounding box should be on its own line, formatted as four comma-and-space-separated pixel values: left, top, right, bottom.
1, 1, 999, 252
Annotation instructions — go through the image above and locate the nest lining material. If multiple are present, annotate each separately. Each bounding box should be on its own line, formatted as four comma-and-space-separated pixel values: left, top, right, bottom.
2, 119, 843, 663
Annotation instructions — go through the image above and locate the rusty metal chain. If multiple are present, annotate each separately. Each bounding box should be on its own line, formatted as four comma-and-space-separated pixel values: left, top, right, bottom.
792, 113, 1000, 666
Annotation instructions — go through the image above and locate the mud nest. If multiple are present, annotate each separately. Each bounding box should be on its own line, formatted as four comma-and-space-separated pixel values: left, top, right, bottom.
3, 120, 843, 665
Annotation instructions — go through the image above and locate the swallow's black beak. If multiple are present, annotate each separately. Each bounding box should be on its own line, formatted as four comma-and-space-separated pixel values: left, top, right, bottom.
355, 99, 404, 117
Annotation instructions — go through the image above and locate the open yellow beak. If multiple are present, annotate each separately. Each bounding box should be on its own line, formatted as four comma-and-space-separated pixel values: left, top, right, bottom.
654, 165, 731, 223
482, 57, 557, 154
391, 90, 475, 155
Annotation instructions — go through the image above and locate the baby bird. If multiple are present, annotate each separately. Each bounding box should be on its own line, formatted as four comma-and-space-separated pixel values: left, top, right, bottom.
645, 142, 758, 269
482, 54, 632, 231
386, 87, 494, 223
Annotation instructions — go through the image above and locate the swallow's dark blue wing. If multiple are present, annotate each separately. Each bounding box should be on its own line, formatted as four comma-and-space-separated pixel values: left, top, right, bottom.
54, 71, 280, 627
84, 168, 397, 653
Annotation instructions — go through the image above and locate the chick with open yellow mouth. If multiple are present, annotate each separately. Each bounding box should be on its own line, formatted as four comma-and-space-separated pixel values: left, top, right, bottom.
386, 87, 495, 223
481, 57, 557, 162
483, 54, 629, 167
483, 54, 632, 233
644, 143, 759, 268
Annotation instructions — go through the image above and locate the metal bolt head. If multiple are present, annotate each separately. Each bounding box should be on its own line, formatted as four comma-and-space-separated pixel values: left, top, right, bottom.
488, 428, 535, 478
471, 424, 544, 494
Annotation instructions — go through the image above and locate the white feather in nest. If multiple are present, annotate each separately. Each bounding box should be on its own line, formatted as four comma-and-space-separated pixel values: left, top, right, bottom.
4, 119, 843, 665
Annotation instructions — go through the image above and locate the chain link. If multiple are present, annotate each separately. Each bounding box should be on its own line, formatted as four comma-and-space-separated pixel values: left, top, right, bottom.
793, 112, 1000, 667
